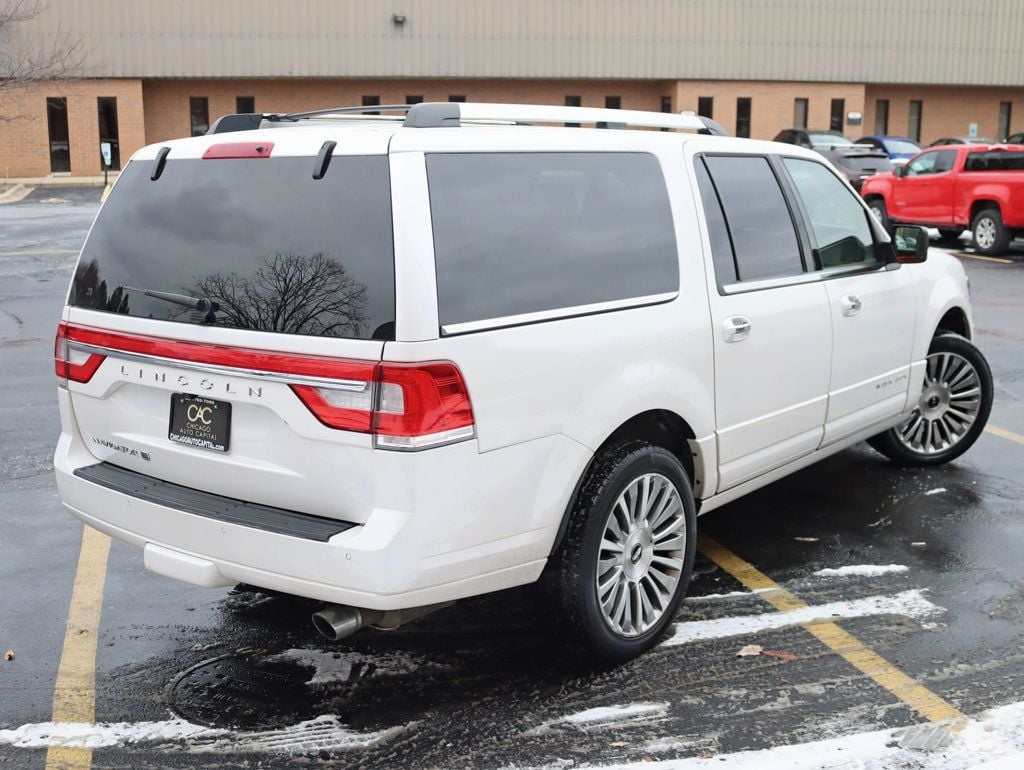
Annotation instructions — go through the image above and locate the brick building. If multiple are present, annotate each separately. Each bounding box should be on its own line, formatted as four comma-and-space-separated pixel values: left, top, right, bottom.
2, 0, 1022, 179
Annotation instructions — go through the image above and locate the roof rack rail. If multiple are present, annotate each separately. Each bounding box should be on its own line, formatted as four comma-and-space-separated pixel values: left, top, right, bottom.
403, 102, 729, 135
205, 102, 729, 136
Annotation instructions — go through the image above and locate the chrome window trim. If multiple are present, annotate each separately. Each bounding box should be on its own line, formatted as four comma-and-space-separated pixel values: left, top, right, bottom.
67, 341, 369, 391
721, 262, 891, 295
440, 291, 678, 336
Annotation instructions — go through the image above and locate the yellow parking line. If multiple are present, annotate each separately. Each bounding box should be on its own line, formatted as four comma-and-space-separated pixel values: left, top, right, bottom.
951, 252, 1015, 265
986, 424, 1024, 445
698, 534, 967, 727
99, 184, 112, 203
45, 525, 111, 770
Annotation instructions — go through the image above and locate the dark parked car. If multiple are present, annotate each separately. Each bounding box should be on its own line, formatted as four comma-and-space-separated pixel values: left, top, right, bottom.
854, 135, 922, 165
773, 129, 855, 151
824, 147, 893, 191
928, 136, 994, 147
1007, 132, 1024, 144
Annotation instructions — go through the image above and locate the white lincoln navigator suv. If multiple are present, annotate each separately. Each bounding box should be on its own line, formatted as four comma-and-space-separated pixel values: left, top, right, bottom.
54, 103, 993, 662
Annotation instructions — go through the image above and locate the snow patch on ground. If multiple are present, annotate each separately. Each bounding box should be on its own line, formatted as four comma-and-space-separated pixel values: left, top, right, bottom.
664, 589, 942, 646
813, 564, 910, 578
264, 648, 426, 685
529, 703, 669, 734
0, 714, 408, 754
554, 700, 1024, 769
925, 487, 948, 496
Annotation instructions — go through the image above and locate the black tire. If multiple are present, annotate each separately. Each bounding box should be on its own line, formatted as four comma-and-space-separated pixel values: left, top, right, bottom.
540, 442, 697, 665
971, 208, 1011, 255
868, 333, 993, 466
867, 198, 892, 235
936, 228, 964, 246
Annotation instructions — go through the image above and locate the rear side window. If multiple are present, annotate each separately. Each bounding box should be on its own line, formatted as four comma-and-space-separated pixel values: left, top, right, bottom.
70, 156, 395, 340
964, 151, 1024, 171
702, 155, 804, 282
426, 152, 678, 328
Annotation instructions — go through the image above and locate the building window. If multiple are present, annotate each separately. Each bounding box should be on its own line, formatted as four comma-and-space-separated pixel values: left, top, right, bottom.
698, 96, 713, 119
830, 98, 845, 132
660, 95, 672, 113
735, 97, 751, 138
605, 96, 621, 109
235, 96, 255, 114
794, 98, 808, 129
908, 100, 923, 142
406, 95, 423, 104
96, 97, 120, 171
874, 99, 889, 135
565, 95, 582, 127
448, 95, 466, 102
189, 97, 209, 136
998, 101, 1012, 141
46, 96, 70, 173
362, 95, 380, 115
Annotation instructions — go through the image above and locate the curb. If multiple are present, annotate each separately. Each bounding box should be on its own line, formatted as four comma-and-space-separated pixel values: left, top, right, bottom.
0, 184, 32, 205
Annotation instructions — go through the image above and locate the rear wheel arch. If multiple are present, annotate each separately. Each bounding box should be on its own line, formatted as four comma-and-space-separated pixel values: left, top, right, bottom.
969, 199, 1001, 222
548, 409, 699, 558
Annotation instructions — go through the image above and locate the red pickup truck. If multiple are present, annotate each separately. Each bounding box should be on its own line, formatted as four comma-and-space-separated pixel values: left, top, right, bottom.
860, 144, 1024, 255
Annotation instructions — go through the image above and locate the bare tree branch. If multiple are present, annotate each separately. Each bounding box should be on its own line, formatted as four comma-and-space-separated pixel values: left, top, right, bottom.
0, 0, 88, 117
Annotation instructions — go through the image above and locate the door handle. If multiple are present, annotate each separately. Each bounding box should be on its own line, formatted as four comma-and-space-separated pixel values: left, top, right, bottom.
840, 294, 862, 317
722, 316, 751, 343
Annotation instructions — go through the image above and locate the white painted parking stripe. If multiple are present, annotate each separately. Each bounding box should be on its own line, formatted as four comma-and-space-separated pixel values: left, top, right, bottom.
664, 589, 943, 647
0, 715, 408, 754
544, 699, 1024, 769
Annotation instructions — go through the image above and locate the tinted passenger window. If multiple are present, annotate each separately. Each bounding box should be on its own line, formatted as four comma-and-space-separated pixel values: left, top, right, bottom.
906, 150, 956, 176
702, 156, 803, 282
427, 153, 678, 327
694, 159, 737, 284
783, 158, 876, 268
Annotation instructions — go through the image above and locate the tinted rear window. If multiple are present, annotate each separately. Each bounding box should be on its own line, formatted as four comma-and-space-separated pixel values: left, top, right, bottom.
834, 154, 892, 173
964, 151, 1024, 171
69, 156, 395, 340
426, 152, 678, 328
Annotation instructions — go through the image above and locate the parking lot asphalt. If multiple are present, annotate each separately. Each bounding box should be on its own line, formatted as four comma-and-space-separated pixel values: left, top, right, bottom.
1, 190, 1023, 769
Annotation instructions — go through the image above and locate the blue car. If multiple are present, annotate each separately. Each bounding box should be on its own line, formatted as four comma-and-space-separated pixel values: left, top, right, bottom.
854, 135, 923, 165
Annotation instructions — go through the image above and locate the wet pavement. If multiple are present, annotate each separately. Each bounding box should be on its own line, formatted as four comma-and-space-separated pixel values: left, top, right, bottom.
1, 191, 1023, 769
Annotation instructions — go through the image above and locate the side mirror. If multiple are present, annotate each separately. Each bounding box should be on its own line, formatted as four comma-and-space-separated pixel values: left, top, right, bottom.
893, 225, 929, 263
893, 164, 906, 177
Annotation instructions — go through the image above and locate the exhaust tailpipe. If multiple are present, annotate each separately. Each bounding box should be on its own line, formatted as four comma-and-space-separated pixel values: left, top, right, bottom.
311, 605, 383, 641
311, 601, 454, 641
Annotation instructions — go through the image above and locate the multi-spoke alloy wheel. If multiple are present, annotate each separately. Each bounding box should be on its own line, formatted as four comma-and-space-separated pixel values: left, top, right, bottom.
541, 443, 696, 663
895, 351, 981, 455
595, 473, 686, 637
868, 333, 993, 467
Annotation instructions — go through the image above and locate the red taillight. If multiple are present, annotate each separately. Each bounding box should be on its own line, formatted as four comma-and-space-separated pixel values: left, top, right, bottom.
55, 322, 106, 386
374, 363, 475, 449
292, 362, 475, 450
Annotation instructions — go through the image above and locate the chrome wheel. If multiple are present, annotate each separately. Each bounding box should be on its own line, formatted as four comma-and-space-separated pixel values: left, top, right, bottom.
869, 203, 885, 223
895, 351, 982, 455
595, 473, 686, 637
974, 217, 997, 250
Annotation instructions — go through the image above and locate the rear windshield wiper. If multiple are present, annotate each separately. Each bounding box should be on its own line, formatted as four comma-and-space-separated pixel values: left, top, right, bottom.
123, 286, 220, 321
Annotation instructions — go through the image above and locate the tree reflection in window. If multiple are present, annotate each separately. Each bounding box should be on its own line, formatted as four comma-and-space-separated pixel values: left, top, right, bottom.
190, 251, 367, 337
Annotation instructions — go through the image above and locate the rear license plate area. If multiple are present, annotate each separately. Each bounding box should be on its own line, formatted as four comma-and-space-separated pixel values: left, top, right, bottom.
169, 393, 231, 453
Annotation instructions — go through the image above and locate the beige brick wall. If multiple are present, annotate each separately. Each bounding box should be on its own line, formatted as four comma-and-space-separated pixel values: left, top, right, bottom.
4, 77, 1022, 178
864, 85, 1024, 145
673, 81, 867, 140
0, 79, 145, 178
141, 78, 672, 144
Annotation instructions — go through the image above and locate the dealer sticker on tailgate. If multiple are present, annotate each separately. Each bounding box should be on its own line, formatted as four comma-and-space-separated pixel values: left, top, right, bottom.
168, 393, 231, 453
